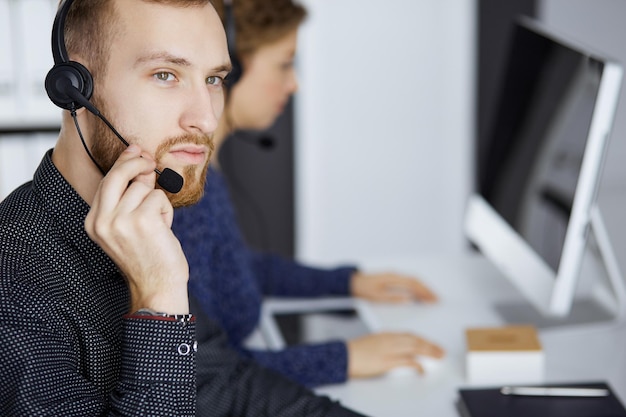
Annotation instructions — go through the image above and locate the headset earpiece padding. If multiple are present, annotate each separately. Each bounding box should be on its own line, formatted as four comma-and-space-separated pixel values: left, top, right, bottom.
45, 60, 94, 110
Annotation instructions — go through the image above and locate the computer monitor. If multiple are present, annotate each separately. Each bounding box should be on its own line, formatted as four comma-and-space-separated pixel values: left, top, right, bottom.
465, 17, 624, 320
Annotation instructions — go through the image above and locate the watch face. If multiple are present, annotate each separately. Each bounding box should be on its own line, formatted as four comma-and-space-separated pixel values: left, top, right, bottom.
134, 308, 161, 316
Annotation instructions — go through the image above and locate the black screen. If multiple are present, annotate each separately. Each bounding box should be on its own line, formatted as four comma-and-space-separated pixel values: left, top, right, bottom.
479, 19, 604, 271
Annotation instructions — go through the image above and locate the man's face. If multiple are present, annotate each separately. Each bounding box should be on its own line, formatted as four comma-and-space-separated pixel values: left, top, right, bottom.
230, 29, 299, 130
90, 0, 230, 207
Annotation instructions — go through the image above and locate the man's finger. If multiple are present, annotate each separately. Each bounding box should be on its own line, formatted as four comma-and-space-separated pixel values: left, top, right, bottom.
95, 146, 156, 214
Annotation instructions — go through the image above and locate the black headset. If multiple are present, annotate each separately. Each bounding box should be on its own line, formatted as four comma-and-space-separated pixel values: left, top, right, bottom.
45, 0, 94, 112
222, 0, 275, 151
43, 0, 183, 194
224, 0, 242, 86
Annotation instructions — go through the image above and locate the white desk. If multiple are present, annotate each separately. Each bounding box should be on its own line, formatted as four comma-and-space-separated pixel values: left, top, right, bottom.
266, 254, 626, 417
257, 189, 626, 416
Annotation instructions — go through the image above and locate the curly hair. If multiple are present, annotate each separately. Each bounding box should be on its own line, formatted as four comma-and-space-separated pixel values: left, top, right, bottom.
213, 0, 307, 58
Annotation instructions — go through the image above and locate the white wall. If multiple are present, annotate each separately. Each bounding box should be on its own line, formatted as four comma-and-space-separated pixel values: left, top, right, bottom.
295, 0, 476, 266
11, 1, 622, 268
538, 0, 626, 194
0, 0, 60, 201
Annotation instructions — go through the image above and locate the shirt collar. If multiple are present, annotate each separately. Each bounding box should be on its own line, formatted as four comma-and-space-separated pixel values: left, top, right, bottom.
32, 150, 118, 276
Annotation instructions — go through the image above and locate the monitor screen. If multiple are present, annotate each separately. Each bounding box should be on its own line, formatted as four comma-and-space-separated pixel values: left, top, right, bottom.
465, 17, 622, 317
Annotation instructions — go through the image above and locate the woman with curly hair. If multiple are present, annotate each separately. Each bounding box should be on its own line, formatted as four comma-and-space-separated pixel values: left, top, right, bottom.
173, 0, 444, 388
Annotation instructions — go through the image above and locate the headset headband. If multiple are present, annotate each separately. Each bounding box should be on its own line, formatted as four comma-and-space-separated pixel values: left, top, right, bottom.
52, 0, 73, 64
223, 0, 242, 86
45, 0, 94, 110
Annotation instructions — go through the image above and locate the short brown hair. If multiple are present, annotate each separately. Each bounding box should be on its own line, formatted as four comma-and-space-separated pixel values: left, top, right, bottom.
213, 0, 307, 58
61, 0, 214, 81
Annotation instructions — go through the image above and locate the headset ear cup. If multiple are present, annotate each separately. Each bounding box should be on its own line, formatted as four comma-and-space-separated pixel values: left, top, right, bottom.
45, 61, 94, 110
226, 54, 242, 87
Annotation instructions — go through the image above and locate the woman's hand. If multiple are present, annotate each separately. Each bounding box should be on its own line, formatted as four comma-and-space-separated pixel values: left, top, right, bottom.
350, 271, 437, 303
347, 332, 445, 378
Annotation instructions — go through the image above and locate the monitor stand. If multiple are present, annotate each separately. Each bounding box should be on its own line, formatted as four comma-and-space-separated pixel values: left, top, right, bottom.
494, 298, 614, 329
494, 204, 626, 329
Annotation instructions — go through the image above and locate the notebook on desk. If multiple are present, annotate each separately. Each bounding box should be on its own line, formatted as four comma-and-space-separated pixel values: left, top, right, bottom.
457, 382, 626, 417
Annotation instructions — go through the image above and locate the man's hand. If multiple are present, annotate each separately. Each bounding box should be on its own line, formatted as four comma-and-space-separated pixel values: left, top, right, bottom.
84, 145, 189, 314
350, 271, 437, 303
347, 332, 444, 378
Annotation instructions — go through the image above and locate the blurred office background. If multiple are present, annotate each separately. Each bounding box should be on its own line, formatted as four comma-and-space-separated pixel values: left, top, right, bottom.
1, 0, 625, 270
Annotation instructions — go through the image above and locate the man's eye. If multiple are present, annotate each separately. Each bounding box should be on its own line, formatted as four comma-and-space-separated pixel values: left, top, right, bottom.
154, 72, 175, 81
207, 76, 223, 86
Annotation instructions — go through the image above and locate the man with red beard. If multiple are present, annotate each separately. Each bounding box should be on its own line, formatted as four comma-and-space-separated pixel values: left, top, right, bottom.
0, 0, 366, 416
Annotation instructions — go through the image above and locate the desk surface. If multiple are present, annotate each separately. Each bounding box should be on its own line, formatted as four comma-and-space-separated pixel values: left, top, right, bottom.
262, 190, 626, 416
295, 254, 626, 417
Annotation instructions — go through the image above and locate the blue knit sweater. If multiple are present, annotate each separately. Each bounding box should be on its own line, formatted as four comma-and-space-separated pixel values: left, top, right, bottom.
172, 166, 356, 387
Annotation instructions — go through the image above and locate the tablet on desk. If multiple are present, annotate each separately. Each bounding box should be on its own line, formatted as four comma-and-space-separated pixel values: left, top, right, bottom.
259, 297, 373, 349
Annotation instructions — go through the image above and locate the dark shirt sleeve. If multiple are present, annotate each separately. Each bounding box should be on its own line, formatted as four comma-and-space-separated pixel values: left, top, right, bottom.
192, 296, 368, 417
0, 285, 196, 416
249, 250, 357, 297
112, 317, 197, 416
243, 342, 348, 388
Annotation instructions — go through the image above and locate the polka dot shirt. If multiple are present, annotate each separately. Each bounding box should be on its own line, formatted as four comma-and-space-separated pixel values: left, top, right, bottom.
0, 151, 196, 416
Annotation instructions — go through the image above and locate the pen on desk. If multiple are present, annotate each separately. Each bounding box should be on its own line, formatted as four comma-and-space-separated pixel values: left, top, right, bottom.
500, 386, 610, 397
